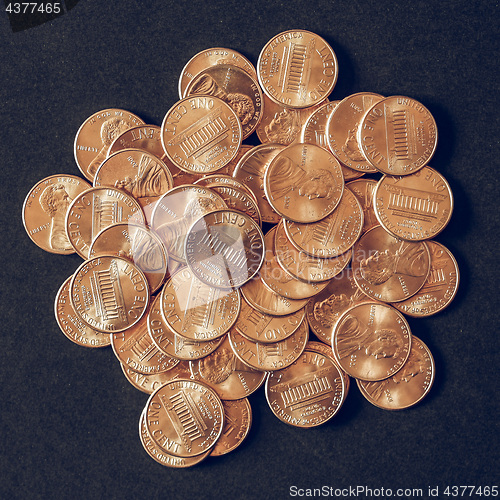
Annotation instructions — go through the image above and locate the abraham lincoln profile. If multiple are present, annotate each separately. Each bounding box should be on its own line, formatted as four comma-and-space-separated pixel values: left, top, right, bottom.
199, 347, 255, 384
270, 155, 338, 201
336, 315, 402, 361
313, 293, 354, 329
362, 350, 427, 401
118, 229, 164, 273
264, 107, 301, 145
38, 184, 73, 251
188, 73, 255, 126
359, 242, 428, 285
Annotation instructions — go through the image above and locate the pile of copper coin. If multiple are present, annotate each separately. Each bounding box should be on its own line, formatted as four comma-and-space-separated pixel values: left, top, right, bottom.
22, 29, 459, 467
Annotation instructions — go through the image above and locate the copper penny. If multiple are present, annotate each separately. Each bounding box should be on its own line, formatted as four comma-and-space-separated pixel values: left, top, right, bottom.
54, 277, 111, 348
151, 184, 227, 263
139, 409, 211, 467
373, 165, 453, 241
185, 64, 263, 139
144, 379, 224, 458
357, 335, 434, 409
256, 94, 328, 146
352, 225, 431, 302
178, 47, 257, 100
232, 143, 284, 223
358, 95, 438, 175
185, 209, 265, 288
94, 148, 174, 223
160, 267, 241, 341
147, 294, 223, 360
257, 30, 338, 108
108, 125, 198, 188
111, 305, 179, 375
161, 96, 242, 174
74, 108, 145, 181
193, 172, 258, 204
265, 343, 347, 427
264, 143, 344, 223
121, 360, 192, 395
189, 335, 267, 400
306, 267, 372, 345
332, 302, 412, 381
108, 124, 164, 159
197, 184, 262, 227
89, 222, 168, 294
65, 186, 145, 259
69, 255, 150, 333
228, 318, 309, 371
260, 226, 330, 300
327, 92, 384, 172
274, 220, 351, 283
234, 296, 306, 343
210, 398, 252, 457
301, 100, 363, 182
283, 187, 364, 258
392, 241, 459, 317
346, 179, 379, 235
23, 174, 91, 254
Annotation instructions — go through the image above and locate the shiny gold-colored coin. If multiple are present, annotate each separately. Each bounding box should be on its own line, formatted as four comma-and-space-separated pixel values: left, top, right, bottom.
54, 277, 111, 348
392, 241, 459, 317
93, 148, 174, 222
65, 186, 145, 259
234, 296, 306, 343
150, 184, 227, 262
274, 220, 352, 283
185, 209, 265, 289
147, 294, 223, 360
89, 223, 169, 294
346, 179, 379, 235
264, 143, 344, 223
232, 143, 284, 224
283, 187, 364, 258
144, 379, 224, 458
108, 124, 165, 159
185, 64, 263, 139
74, 108, 145, 182
139, 409, 211, 468
326, 92, 384, 172
178, 47, 257, 100
69, 255, 150, 333
373, 165, 453, 241
189, 335, 267, 400
22, 174, 91, 254
210, 398, 252, 457
161, 96, 242, 174
332, 302, 412, 381
160, 267, 241, 341
111, 304, 179, 375
357, 335, 434, 410
121, 360, 192, 394
265, 343, 347, 427
306, 267, 372, 345
358, 95, 438, 175
240, 275, 309, 316
260, 226, 330, 299
228, 318, 309, 371
306, 340, 350, 392
257, 30, 338, 108
352, 225, 431, 303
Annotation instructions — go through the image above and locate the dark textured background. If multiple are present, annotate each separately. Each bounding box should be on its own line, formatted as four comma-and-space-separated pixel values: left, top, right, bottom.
1, 1, 498, 499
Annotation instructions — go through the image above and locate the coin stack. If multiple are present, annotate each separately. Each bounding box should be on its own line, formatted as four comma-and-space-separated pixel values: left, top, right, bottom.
22, 29, 459, 467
